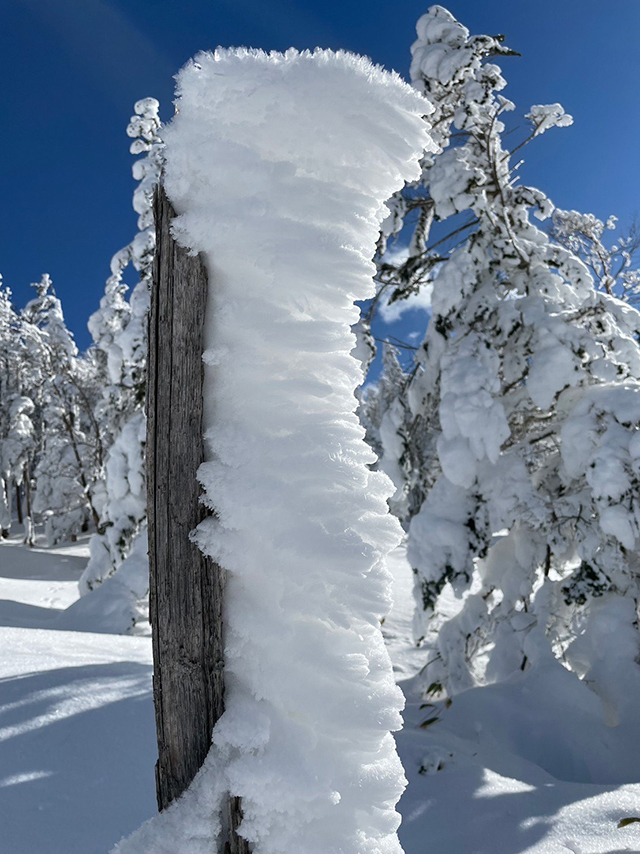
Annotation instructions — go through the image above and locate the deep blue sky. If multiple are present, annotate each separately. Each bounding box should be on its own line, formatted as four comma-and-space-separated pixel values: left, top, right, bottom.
3, 0, 640, 349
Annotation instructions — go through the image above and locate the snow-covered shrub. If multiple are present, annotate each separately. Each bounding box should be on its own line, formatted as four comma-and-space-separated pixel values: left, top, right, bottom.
59, 530, 149, 634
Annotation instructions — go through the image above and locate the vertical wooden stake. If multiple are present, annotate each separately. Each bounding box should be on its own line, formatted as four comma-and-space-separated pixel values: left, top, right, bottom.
148, 186, 242, 840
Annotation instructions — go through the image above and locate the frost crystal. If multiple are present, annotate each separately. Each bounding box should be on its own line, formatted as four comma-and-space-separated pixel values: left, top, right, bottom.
114, 47, 432, 854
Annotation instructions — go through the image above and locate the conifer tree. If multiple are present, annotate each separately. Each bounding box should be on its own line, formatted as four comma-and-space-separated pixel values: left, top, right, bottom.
0, 280, 18, 536
16, 275, 104, 544
363, 6, 640, 717
81, 97, 162, 594
0, 277, 45, 543
3, 396, 36, 545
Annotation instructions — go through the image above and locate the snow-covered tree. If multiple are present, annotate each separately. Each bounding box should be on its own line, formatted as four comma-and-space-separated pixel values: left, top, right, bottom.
0, 272, 106, 545
0, 277, 47, 543
362, 6, 640, 719
0, 280, 18, 535
2, 396, 36, 544
551, 209, 640, 305
359, 343, 425, 521
16, 275, 103, 545
81, 97, 162, 593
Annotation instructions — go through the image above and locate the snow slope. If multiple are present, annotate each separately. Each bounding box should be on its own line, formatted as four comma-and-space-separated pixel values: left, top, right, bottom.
0, 535, 156, 854
1, 535, 640, 853
0, 535, 88, 626
386, 546, 640, 854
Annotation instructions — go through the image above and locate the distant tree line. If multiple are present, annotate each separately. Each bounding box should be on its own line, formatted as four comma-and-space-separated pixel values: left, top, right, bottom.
0, 97, 161, 613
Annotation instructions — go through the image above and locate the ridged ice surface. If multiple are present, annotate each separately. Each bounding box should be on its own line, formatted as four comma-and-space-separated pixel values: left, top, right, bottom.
113, 47, 431, 854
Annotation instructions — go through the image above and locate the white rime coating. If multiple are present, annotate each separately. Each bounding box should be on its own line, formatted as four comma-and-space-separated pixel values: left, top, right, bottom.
116, 48, 431, 854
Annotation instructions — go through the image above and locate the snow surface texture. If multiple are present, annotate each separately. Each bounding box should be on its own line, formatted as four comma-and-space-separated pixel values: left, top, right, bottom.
113, 47, 433, 854
60, 532, 150, 635
0, 535, 156, 854
4, 537, 640, 853
383, 549, 640, 854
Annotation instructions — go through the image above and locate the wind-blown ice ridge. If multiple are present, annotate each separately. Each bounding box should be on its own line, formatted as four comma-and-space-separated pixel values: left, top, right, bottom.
113, 46, 432, 854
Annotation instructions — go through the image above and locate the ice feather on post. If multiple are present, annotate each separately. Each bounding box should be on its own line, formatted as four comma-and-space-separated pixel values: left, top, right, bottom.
113, 47, 433, 854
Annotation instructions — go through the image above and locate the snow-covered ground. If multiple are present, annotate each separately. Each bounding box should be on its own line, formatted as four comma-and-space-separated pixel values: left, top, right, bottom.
0, 534, 156, 854
385, 548, 640, 854
1, 534, 640, 853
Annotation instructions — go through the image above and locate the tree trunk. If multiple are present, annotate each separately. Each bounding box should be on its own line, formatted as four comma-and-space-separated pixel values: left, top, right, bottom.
60, 410, 101, 530
23, 463, 34, 547
148, 185, 246, 850
15, 482, 22, 526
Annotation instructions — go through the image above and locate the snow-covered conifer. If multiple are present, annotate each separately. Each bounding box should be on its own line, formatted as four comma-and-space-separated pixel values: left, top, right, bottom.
0, 277, 47, 542
3, 396, 36, 545
551, 208, 640, 304
89, 97, 162, 425
363, 6, 640, 717
359, 344, 426, 522
0, 280, 18, 535
81, 98, 162, 594
20, 275, 104, 544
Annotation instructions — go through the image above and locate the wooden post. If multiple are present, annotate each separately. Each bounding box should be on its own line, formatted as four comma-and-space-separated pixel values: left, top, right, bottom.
147, 185, 232, 818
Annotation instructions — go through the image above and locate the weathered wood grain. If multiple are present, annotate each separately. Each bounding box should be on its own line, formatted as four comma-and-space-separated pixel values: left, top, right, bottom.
148, 184, 229, 814
226, 797, 250, 854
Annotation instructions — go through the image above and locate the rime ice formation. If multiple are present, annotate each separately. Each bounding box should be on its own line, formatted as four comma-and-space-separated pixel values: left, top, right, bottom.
113, 47, 433, 854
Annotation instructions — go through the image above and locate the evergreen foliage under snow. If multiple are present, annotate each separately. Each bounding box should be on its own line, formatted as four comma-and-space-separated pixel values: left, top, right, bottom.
362, 6, 640, 721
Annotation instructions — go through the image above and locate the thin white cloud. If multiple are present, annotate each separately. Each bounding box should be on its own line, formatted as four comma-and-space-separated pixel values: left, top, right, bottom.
379, 282, 432, 323
378, 245, 433, 323
16, 0, 174, 107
